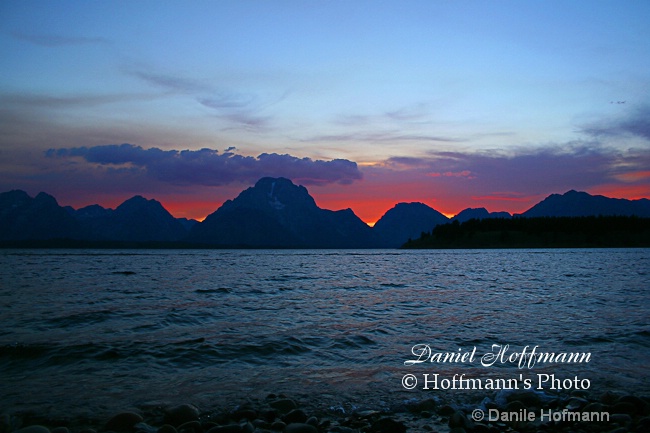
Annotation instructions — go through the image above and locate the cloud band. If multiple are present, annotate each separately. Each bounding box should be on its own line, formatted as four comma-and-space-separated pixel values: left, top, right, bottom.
46, 144, 362, 186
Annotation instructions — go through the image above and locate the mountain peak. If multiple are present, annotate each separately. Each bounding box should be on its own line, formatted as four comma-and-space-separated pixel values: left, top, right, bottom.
255, 176, 293, 188
0, 190, 31, 209
190, 178, 378, 247
115, 195, 165, 214
34, 191, 59, 206
225, 177, 317, 213
452, 207, 512, 223
373, 202, 449, 247
523, 190, 650, 217
0, 190, 79, 240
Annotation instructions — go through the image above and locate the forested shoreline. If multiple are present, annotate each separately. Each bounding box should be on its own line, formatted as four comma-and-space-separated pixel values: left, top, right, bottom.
402, 216, 650, 248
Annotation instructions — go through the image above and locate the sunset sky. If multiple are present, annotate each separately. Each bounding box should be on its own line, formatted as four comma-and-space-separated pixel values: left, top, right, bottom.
1, 1, 649, 224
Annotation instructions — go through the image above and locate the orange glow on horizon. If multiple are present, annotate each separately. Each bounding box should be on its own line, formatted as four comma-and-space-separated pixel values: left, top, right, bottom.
162, 201, 216, 221
590, 184, 650, 201
160, 184, 650, 224
59, 183, 650, 227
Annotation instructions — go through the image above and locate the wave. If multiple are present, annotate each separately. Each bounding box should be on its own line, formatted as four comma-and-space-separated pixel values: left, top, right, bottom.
195, 287, 232, 294
0, 332, 383, 372
46, 309, 115, 328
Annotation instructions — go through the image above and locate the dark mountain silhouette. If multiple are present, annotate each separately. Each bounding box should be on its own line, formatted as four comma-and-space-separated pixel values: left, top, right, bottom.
521, 190, 650, 218
1, 191, 188, 242
66, 203, 113, 220
452, 208, 511, 223
373, 202, 449, 247
0, 190, 80, 240
2, 185, 650, 247
189, 177, 380, 248
81, 195, 187, 242
177, 217, 199, 231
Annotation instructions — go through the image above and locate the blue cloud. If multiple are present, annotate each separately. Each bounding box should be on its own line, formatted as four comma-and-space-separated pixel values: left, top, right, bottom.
47, 144, 362, 186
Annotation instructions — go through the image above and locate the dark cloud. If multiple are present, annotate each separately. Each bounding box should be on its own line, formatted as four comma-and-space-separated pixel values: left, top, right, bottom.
126, 67, 283, 132
46, 144, 362, 186
198, 93, 256, 110
219, 113, 272, 132
11, 31, 108, 47
385, 103, 430, 121
128, 70, 209, 94
1, 92, 148, 109
335, 103, 431, 125
381, 143, 648, 195
582, 105, 650, 141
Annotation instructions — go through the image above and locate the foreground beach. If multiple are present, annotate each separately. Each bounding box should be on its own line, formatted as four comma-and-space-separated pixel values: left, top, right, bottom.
4, 388, 650, 433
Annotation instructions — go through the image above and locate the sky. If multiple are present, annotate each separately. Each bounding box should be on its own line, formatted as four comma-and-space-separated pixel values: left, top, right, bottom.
1, 0, 649, 224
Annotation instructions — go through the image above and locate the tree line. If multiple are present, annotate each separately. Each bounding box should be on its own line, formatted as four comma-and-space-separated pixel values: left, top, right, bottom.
402, 215, 650, 248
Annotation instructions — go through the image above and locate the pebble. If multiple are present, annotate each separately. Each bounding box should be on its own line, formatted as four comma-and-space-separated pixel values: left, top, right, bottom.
268, 399, 297, 414
438, 404, 456, 416
283, 423, 317, 433
270, 420, 286, 431
609, 413, 633, 426
231, 409, 257, 422
0, 414, 10, 433
636, 416, 650, 432
565, 396, 588, 410
104, 412, 144, 432
370, 417, 407, 433
205, 424, 242, 433
448, 411, 475, 431
251, 419, 271, 429
14, 426, 51, 433
282, 409, 307, 424
612, 401, 637, 415
327, 427, 356, 433
618, 395, 648, 414
134, 422, 157, 433
505, 390, 543, 408
9, 390, 650, 433
164, 405, 200, 426
156, 425, 177, 433
408, 398, 437, 413
176, 421, 201, 433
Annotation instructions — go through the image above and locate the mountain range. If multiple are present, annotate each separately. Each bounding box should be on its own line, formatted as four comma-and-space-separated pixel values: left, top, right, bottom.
1, 177, 649, 248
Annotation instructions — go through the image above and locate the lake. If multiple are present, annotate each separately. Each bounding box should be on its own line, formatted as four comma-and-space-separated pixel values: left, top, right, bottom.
1, 248, 648, 419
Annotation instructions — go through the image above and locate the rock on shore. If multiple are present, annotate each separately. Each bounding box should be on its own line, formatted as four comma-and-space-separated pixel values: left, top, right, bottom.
2, 390, 649, 433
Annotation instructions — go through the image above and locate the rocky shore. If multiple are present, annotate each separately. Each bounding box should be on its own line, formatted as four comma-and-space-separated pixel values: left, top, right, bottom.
2, 389, 649, 433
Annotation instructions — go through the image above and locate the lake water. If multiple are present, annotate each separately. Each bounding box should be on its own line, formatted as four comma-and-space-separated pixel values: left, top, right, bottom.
1, 249, 648, 419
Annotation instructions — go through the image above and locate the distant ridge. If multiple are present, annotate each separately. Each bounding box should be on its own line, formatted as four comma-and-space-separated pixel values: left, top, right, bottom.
1, 190, 190, 243
0, 190, 79, 241
452, 207, 511, 223
74, 195, 188, 242
1, 183, 649, 248
521, 190, 650, 218
373, 202, 449, 248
